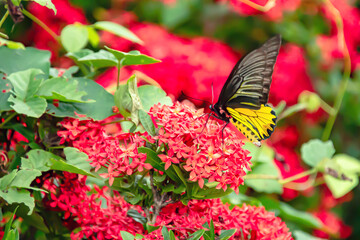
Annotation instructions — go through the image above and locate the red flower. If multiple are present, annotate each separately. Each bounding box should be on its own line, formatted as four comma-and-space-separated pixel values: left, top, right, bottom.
221, 0, 301, 21
270, 44, 314, 106
148, 199, 293, 240
98, 22, 240, 103
320, 0, 360, 71
28, 0, 87, 63
150, 102, 252, 193
58, 118, 152, 183
313, 210, 352, 239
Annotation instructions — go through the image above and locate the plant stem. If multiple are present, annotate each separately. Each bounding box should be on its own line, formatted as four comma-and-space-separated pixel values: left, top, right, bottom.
22, 9, 60, 43
238, 0, 276, 12
0, 10, 9, 29
278, 168, 317, 185
322, 0, 351, 141
0, 112, 17, 129
116, 61, 122, 90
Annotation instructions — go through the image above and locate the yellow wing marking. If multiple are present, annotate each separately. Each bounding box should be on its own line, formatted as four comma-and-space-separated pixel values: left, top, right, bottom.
227, 104, 277, 142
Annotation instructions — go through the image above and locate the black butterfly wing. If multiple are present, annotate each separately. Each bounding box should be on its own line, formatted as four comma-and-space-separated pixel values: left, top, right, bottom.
216, 35, 281, 110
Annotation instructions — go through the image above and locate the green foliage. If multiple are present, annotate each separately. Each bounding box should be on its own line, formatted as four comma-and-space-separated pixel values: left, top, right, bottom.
301, 139, 335, 168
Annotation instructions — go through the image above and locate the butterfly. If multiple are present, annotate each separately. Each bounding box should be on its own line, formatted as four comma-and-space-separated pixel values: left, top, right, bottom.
209, 35, 281, 147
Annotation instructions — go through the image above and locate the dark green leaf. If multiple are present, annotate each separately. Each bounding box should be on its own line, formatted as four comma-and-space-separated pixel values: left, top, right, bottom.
0, 188, 34, 215
279, 202, 321, 228
194, 184, 233, 199
188, 229, 205, 240
49, 158, 95, 177
162, 226, 170, 240
139, 109, 156, 136
138, 147, 165, 172
301, 139, 335, 167
0, 170, 17, 190
93, 21, 143, 44
66, 49, 94, 61
138, 85, 172, 111
0, 47, 51, 76
114, 82, 132, 118
37, 77, 90, 103
61, 24, 89, 53
64, 147, 92, 173
105, 47, 160, 66
46, 77, 114, 120
127, 209, 147, 225
120, 231, 135, 240
8, 95, 47, 118
7, 69, 43, 100
0, 73, 12, 111
78, 50, 117, 69
10, 169, 42, 189
21, 149, 56, 172
3, 206, 18, 240
219, 229, 236, 240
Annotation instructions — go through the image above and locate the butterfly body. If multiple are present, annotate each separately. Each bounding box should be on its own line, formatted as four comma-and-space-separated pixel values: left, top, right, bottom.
211, 35, 281, 146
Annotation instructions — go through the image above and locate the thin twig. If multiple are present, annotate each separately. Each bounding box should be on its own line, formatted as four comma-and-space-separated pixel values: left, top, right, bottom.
322, 0, 351, 141
237, 0, 276, 12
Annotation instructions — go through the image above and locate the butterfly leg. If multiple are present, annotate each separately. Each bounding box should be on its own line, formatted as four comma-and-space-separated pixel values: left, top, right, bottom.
195, 113, 212, 139
220, 121, 230, 148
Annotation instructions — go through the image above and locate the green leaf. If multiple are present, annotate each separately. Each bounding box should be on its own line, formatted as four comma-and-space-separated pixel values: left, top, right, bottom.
46, 78, 114, 120
0, 47, 51, 76
243, 142, 274, 163
135, 234, 144, 239
64, 147, 92, 173
10, 169, 42, 189
219, 229, 236, 240
49, 158, 95, 177
194, 185, 233, 199
293, 230, 325, 240
0, 170, 17, 190
162, 226, 170, 240
161, 0, 191, 28
93, 21, 143, 44
279, 202, 321, 228
138, 147, 165, 172
0, 188, 34, 215
138, 85, 172, 111
114, 82, 132, 118
120, 231, 135, 240
245, 162, 282, 194
61, 24, 89, 53
87, 26, 100, 47
127, 209, 147, 225
7, 123, 35, 141
78, 50, 117, 69
332, 154, 360, 175
7, 69, 44, 100
21, 149, 56, 172
66, 49, 94, 62
301, 139, 335, 167
0, 73, 12, 111
105, 47, 161, 66
8, 95, 47, 118
3, 206, 18, 240
324, 172, 358, 198
31, 0, 57, 14
188, 229, 205, 240
139, 109, 156, 136
0, 37, 25, 49
37, 77, 90, 103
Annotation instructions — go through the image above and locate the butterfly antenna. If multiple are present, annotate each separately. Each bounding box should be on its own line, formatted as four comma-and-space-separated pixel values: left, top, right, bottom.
181, 91, 212, 105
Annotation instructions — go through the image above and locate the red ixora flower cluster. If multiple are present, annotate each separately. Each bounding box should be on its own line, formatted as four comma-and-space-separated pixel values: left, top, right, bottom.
58, 101, 252, 192
57, 118, 153, 185
149, 102, 252, 192
46, 172, 293, 240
